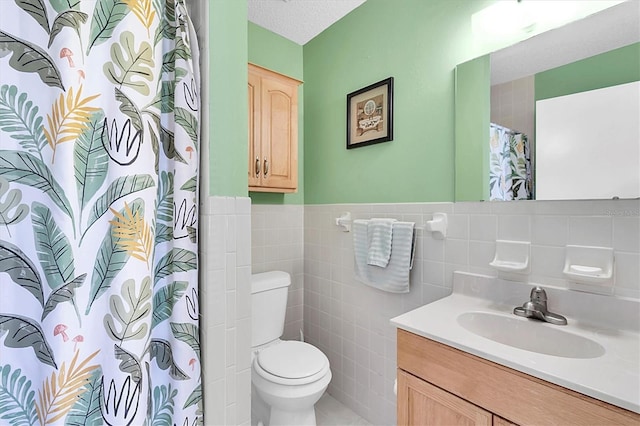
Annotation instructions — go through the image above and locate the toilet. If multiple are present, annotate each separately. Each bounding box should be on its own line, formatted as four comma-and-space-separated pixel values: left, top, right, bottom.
251, 271, 332, 426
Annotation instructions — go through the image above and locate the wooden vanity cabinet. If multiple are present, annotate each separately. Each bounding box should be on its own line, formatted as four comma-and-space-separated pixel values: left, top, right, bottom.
398, 370, 492, 425
248, 64, 301, 193
397, 329, 640, 426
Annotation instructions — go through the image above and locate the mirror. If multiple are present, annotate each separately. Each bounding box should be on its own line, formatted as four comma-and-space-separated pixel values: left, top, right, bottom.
455, 1, 640, 201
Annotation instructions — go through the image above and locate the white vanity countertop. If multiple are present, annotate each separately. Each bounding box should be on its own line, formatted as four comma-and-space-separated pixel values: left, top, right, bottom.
390, 273, 640, 414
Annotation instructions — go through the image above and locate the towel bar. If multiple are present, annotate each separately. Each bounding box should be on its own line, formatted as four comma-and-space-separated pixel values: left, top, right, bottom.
424, 212, 447, 239
335, 212, 352, 232
334, 212, 425, 232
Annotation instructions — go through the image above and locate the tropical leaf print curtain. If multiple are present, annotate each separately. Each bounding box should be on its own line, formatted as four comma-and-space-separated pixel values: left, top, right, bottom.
489, 123, 532, 201
0, 0, 201, 424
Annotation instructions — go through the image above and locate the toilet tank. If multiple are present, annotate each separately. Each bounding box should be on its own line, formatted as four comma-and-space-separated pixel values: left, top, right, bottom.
251, 271, 291, 347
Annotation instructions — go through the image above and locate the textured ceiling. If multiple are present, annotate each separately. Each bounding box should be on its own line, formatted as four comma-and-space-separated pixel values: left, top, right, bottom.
247, 1, 638, 78
247, 0, 367, 45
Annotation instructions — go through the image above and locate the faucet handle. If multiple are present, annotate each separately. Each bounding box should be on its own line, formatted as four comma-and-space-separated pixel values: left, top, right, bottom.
530, 286, 547, 303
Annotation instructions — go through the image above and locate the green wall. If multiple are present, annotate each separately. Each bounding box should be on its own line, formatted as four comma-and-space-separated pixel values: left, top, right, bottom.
208, 0, 248, 197
247, 23, 304, 205
454, 55, 490, 201
212, 1, 627, 203
535, 42, 640, 100
248, 23, 303, 83
302, 0, 494, 204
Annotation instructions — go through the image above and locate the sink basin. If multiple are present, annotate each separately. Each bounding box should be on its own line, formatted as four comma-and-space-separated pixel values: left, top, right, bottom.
457, 312, 605, 359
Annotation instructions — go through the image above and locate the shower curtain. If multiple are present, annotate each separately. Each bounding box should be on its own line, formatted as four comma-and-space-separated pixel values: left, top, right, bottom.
489, 123, 532, 201
0, 1, 201, 424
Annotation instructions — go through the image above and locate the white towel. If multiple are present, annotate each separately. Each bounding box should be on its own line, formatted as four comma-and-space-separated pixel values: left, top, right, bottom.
353, 219, 415, 293
367, 218, 396, 267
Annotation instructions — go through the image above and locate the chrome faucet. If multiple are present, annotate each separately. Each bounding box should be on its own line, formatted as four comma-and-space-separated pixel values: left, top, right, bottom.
513, 287, 567, 325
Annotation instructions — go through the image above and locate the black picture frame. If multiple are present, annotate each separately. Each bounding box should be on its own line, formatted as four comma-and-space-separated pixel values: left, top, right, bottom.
346, 77, 394, 149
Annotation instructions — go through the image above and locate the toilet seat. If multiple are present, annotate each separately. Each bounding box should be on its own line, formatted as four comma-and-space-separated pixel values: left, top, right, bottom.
254, 341, 330, 386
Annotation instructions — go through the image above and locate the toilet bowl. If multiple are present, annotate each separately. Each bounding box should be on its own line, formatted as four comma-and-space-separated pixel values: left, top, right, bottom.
250, 271, 332, 426
252, 340, 331, 425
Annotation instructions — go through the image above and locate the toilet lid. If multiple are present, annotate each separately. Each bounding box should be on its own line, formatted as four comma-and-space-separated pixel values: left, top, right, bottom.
257, 341, 327, 379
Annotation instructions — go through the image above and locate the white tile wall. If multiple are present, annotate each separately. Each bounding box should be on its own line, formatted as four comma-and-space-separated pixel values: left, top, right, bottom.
201, 196, 252, 426
491, 75, 535, 146
300, 199, 639, 425
251, 204, 305, 341
247, 199, 639, 424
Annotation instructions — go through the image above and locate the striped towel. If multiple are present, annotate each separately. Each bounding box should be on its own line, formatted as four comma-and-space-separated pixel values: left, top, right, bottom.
353, 220, 415, 293
367, 218, 396, 267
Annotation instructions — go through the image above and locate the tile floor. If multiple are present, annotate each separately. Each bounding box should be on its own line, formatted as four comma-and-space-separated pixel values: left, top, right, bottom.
316, 393, 372, 426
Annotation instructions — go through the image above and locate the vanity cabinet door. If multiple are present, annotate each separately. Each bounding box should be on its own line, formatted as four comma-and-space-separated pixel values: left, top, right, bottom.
397, 369, 492, 426
493, 415, 518, 426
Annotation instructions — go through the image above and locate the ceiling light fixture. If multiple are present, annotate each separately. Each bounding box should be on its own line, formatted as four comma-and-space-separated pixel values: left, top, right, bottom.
472, 1, 623, 39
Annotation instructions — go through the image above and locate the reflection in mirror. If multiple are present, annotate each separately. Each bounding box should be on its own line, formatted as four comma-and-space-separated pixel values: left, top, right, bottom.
455, 1, 640, 202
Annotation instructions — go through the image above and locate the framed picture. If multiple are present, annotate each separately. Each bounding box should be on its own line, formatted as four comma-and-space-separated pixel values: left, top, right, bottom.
346, 77, 394, 149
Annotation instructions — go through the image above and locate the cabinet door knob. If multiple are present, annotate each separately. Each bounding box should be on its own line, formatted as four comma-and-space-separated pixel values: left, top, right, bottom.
255, 157, 260, 177
263, 158, 269, 176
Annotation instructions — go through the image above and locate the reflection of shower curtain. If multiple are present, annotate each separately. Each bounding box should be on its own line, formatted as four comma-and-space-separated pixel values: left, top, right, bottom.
0, 1, 201, 424
489, 123, 532, 200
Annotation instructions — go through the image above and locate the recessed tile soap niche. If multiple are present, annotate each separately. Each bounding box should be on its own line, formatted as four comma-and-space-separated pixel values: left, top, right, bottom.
489, 240, 531, 275
563, 245, 614, 295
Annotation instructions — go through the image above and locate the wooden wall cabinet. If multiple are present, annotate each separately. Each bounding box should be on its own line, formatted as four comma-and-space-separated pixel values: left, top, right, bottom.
397, 329, 640, 426
248, 64, 301, 193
